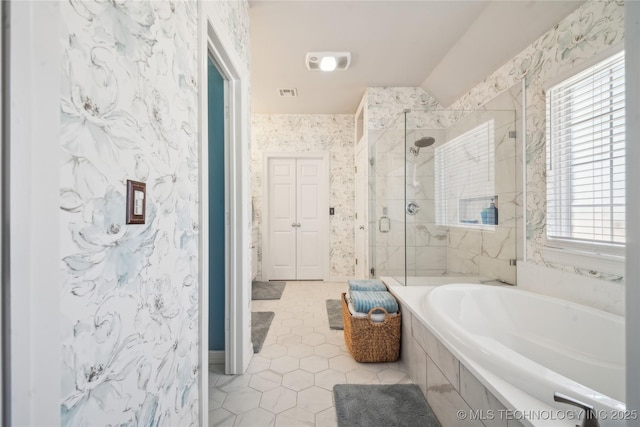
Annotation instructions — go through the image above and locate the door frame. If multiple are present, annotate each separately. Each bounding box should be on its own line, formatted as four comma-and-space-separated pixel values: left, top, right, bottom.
354, 141, 369, 279
198, 9, 252, 426
262, 152, 330, 281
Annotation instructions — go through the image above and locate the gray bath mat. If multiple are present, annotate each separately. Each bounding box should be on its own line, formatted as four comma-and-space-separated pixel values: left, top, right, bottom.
252, 281, 285, 300
333, 384, 441, 427
251, 311, 275, 353
326, 299, 343, 330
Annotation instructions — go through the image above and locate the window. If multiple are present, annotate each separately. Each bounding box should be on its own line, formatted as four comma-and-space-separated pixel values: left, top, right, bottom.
546, 51, 625, 254
435, 120, 495, 228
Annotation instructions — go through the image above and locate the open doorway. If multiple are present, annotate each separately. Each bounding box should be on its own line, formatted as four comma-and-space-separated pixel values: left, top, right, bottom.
199, 18, 252, 419
207, 56, 226, 363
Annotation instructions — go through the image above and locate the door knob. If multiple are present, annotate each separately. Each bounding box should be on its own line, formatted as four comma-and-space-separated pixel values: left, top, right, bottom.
292, 223, 297, 227
296, 223, 301, 227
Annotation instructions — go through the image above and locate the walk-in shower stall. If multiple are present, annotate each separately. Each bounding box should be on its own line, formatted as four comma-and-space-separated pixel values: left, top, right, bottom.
368, 96, 522, 286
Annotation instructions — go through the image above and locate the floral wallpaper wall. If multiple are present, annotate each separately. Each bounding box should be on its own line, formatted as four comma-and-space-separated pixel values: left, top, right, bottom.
449, 0, 624, 281
58, 1, 250, 424
367, 87, 443, 130
204, 0, 251, 73
251, 115, 355, 280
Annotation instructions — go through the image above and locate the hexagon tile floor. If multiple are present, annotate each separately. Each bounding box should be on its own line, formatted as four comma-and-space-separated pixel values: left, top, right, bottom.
209, 280, 413, 426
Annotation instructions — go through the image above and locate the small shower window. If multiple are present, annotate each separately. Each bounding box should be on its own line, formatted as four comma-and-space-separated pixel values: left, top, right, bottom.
435, 120, 495, 228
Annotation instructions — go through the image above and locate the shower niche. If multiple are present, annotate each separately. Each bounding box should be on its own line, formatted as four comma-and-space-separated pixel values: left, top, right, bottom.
458, 195, 498, 226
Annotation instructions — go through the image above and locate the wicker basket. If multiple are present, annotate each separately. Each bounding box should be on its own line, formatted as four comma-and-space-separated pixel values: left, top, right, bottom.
341, 292, 401, 362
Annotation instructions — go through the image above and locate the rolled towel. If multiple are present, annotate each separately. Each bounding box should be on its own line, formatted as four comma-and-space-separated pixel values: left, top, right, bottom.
348, 279, 387, 292
350, 290, 399, 314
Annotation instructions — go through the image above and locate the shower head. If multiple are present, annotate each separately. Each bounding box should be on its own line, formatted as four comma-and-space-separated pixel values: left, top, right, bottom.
410, 136, 436, 156
415, 136, 435, 148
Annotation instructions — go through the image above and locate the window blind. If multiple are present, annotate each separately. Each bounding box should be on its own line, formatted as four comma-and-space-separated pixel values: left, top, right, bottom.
546, 51, 625, 248
435, 120, 495, 227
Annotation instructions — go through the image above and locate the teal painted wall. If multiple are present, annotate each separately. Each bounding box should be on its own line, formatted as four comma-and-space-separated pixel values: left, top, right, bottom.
208, 57, 225, 351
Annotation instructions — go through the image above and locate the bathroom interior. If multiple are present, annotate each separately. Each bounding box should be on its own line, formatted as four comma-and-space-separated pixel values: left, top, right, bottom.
5, 1, 637, 426
246, 0, 631, 424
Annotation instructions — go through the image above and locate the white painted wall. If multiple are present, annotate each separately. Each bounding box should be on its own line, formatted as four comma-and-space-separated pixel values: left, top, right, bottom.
7, 2, 60, 425
625, 0, 640, 420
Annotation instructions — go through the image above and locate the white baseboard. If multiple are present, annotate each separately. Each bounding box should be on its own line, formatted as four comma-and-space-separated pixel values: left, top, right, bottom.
328, 276, 350, 283
208, 351, 224, 365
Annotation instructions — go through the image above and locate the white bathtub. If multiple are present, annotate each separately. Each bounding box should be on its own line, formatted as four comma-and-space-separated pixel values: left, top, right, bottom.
382, 275, 488, 287
389, 283, 627, 426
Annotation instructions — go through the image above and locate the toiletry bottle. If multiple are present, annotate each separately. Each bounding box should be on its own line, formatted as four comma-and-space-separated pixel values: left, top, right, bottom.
487, 198, 498, 225
481, 206, 489, 224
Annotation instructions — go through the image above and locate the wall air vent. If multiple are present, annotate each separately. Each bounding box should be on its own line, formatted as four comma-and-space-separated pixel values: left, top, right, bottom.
278, 88, 298, 97
306, 52, 351, 71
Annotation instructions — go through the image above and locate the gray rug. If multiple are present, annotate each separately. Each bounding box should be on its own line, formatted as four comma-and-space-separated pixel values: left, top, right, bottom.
251, 311, 275, 353
333, 384, 441, 427
252, 281, 286, 300
326, 299, 343, 330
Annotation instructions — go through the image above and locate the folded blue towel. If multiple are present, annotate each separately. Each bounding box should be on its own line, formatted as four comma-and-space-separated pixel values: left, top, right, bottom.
348, 279, 387, 292
349, 290, 399, 314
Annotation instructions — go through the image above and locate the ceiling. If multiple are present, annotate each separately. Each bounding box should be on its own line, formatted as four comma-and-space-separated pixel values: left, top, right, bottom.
249, 0, 584, 114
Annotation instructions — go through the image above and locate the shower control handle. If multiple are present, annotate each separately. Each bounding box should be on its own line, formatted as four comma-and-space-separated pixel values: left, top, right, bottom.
406, 201, 420, 215
553, 392, 599, 427
359, 225, 365, 230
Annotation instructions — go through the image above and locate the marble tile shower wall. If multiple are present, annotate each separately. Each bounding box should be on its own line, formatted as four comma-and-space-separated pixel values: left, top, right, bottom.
367, 89, 447, 278
366, 88, 520, 282
369, 126, 448, 278
251, 115, 355, 280
440, 90, 522, 285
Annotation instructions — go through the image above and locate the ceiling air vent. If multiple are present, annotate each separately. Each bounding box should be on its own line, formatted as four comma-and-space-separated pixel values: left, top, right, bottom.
278, 88, 298, 97
306, 52, 351, 71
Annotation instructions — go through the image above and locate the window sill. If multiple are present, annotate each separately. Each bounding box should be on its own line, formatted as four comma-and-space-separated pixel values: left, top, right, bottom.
541, 246, 624, 276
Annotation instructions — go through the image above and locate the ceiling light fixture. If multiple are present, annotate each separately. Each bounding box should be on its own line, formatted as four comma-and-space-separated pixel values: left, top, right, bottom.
306, 52, 351, 72
319, 56, 337, 72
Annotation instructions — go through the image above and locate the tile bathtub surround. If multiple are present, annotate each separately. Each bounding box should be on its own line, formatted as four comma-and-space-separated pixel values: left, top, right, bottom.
399, 305, 525, 427
210, 281, 413, 426
251, 115, 356, 280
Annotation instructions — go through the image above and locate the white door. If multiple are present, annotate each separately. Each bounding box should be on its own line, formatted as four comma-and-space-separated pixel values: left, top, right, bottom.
267, 156, 327, 280
296, 158, 324, 279
268, 158, 297, 279
354, 144, 368, 278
